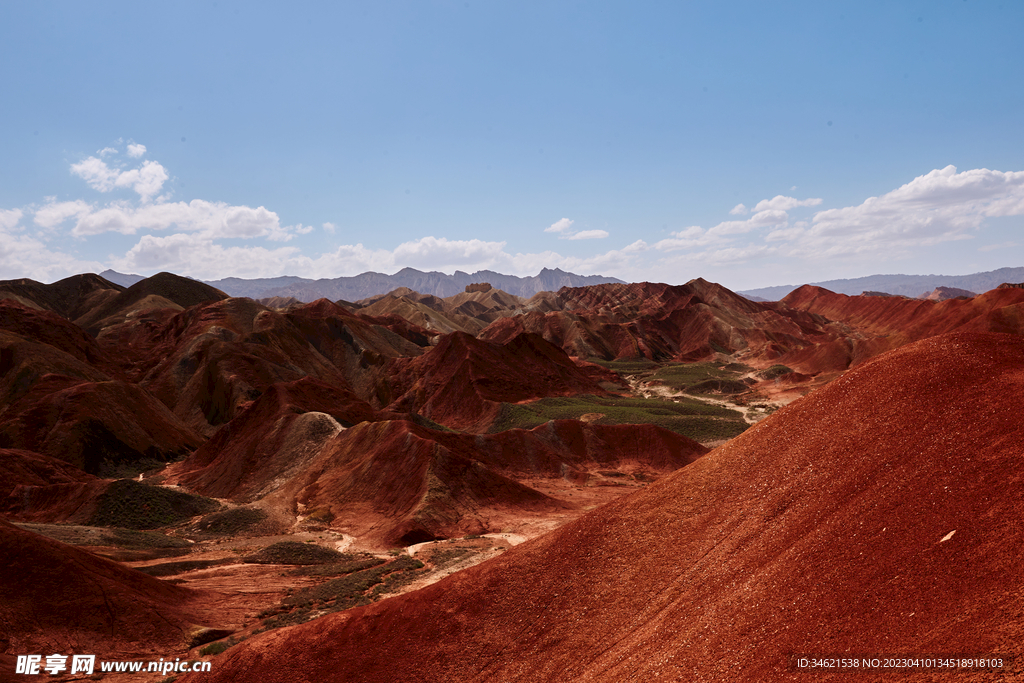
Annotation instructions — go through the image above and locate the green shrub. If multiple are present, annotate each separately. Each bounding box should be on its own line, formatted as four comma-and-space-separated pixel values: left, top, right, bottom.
88, 480, 220, 530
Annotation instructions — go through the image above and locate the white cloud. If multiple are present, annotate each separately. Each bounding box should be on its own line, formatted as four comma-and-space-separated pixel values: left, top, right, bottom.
0, 208, 23, 231
653, 226, 719, 251
729, 203, 748, 215
765, 225, 806, 242
34, 200, 93, 229
393, 236, 511, 270
545, 217, 610, 240
126, 143, 146, 158
780, 165, 1024, 258
0, 230, 103, 281
978, 241, 1020, 252
322, 222, 336, 234
71, 157, 120, 192
707, 209, 789, 237
98, 146, 119, 157
545, 217, 574, 233
565, 229, 609, 240
115, 233, 303, 279
71, 156, 169, 202
71, 199, 281, 238
753, 195, 823, 212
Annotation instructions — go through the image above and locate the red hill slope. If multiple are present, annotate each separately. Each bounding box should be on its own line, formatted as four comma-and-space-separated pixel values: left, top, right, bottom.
481, 279, 836, 364
168, 378, 379, 501
387, 331, 614, 431
260, 417, 704, 546
0, 518, 225, 657
778, 285, 1024, 374
0, 272, 124, 320
169, 396, 705, 546
191, 332, 1024, 683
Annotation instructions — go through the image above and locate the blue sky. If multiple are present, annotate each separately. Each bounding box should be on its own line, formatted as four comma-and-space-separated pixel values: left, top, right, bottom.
1, 0, 1023, 291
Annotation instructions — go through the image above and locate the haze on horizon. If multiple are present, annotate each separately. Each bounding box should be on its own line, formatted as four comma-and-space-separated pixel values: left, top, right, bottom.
1, 1, 1022, 292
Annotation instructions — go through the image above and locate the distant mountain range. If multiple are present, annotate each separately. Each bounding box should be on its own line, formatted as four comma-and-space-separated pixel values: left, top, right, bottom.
739, 266, 1024, 300
99, 267, 624, 301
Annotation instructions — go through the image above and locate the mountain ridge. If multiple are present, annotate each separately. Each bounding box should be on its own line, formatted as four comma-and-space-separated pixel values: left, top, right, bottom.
740, 265, 1024, 300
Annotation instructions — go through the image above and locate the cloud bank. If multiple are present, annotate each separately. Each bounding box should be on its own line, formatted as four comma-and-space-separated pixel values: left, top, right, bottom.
1, 149, 1022, 286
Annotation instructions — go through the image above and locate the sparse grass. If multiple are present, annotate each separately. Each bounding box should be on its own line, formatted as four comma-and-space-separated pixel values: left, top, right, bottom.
303, 507, 335, 524
258, 555, 426, 631
244, 541, 348, 565
291, 554, 386, 577
647, 362, 751, 391
199, 638, 234, 656
136, 558, 235, 577
589, 358, 660, 373
686, 378, 749, 395
107, 528, 194, 549
427, 547, 472, 567
489, 394, 748, 442
97, 456, 172, 480
87, 479, 221, 530
758, 364, 794, 380
191, 507, 267, 535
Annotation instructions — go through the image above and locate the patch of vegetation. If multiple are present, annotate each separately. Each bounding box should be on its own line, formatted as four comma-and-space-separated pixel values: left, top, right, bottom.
686, 379, 750, 395
96, 456, 173, 480
427, 547, 472, 567
136, 558, 234, 577
647, 362, 750, 391
191, 507, 268, 535
88, 479, 221, 530
199, 638, 235, 656
244, 541, 348, 565
291, 554, 386, 577
303, 507, 334, 525
589, 358, 660, 373
258, 555, 426, 631
107, 528, 194, 549
758, 364, 793, 380
489, 394, 748, 443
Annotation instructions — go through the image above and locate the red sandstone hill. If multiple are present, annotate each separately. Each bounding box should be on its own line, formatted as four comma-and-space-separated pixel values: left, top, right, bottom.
167, 378, 380, 501
0, 449, 104, 524
0, 302, 123, 400
0, 302, 203, 477
0, 518, 227, 657
257, 417, 706, 546
0, 272, 125, 320
386, 331, 615, 432
480, 279, 837, 365
0, 374, 204, 474
778, 284, 1024, 374
188, 332, 1024, 683
281, 299, 432, 405
118, 298, 369, 434
168, 395, 706, 546
73, 271, 229, 337
358, 285, 525, 335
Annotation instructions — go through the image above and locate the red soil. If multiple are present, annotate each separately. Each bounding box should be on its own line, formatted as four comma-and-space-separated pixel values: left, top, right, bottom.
189, 332, 1024, 682
782, 284, 1024, 346
167, 378, 379, 501
177, 413, 705, 547
0, 375, 203, 474
0, 449, 108, 523
0, 272, 124, 320
481, 279, 838, 365
387, 331, 614, 431
0, 302, 123, 393
0, 518, 226, 657
0, 449, 94, 494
